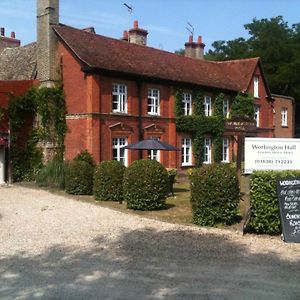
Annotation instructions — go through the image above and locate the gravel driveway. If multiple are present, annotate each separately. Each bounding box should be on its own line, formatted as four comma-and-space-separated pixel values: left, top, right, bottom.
1, 185, 300, 300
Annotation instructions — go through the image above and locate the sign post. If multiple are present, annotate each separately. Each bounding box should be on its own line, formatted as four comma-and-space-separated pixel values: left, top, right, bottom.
276, 177, 300, 243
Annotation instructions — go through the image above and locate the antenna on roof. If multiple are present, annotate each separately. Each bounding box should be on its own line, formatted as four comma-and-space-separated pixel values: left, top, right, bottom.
186, 21, 194, 37
123, 3, 133, 13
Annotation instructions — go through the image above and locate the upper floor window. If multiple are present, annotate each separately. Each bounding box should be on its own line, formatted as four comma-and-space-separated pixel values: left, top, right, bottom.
204, 96, 212, 116
112, 137, 128, 166
182, 93, 192, 116
112, 84, 127, 113
223, 98, 230, 118
148, 138, 160, 162
203, 138, 212, 164
254, 76, 259, 98
254, 105, 260, 127
281, 107, 288, 127
148, 88, 160, 115
181, 138, 192, 166
222, 137, 229, 163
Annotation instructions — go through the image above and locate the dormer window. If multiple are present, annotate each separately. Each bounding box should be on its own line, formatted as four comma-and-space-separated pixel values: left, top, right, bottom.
254, 76, 259, 98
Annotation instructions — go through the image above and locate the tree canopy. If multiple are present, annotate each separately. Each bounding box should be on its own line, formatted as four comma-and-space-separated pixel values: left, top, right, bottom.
206, 16, 300, 136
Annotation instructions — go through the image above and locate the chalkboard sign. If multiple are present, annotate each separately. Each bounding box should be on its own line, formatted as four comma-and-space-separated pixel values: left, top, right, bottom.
277, 177, 300, 243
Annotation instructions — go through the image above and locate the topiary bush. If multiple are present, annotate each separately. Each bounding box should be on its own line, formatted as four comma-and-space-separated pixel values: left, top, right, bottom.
123, 159, 168, 210
247, 170, 300, 235
64, 160, 93, 195
190, 163, 240, 226
93, 160, 126, 201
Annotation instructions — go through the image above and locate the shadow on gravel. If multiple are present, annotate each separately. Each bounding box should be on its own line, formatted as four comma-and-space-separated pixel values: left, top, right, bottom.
1, 229, 299, 299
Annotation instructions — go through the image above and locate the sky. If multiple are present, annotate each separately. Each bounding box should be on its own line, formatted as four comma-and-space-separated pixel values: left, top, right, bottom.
1, 0, 299, 53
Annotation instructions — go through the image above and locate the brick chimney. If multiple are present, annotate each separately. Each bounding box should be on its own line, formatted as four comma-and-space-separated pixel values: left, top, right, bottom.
128, 20, 148, 46
185, 35, 205, 59
37, 0, 60, 87
0, 27, 21, 53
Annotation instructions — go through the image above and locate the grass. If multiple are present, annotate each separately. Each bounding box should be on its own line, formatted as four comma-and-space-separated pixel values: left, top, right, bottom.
18, 179, 250, 231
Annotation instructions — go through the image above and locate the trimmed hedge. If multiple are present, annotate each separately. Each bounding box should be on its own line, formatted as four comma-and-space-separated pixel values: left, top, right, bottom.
64, 160, 93, 195
190, 164, 240, 226
247, 170, 300, 234
123, 159, 168, 210
93, 160, 126, 201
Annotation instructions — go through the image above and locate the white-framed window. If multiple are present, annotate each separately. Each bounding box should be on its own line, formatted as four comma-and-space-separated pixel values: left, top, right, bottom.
222, 137, 230, 163
147, 88, 160, 115
112, 137, 128, 166
204, 96, 212, 116
254, 76, 259, 98
182, 93, 192, 115
223, 98, 230, 118
181, 138, 192, 166
254, 105, 260, 127
112, 84, 127, 113
148, 138, 160, 162
281, 107, 288, 127
203, 138, 212, 164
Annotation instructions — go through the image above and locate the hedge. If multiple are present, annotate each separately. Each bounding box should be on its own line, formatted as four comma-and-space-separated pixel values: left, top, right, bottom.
123, 159, 168, 210
190, 163, 240, 226
247, 170, 300, 234
93, 160, 126, 201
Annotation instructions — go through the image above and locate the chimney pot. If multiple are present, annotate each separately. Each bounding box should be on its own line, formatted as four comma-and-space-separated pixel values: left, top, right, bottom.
0, 28, 5, 36
11, 32, 16, 39
123, 30, 128, 39
134, 20, 138, 29
197, 36, 202, 44
188, 35, 193, 43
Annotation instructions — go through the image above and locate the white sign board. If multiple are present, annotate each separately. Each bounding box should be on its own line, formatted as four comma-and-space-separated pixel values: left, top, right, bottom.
245, 138, 300, 174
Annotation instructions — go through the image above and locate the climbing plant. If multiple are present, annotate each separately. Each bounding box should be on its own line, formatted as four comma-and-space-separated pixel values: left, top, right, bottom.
230, 92, 254, 119
8, 85, 67, 181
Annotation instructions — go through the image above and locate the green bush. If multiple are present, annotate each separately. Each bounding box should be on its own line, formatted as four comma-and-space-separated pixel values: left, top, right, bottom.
93, 160, 125, 201
74, 150, 95, 167
64, 160, 93, 195
247, 170, 300, 234
190, 163, 240, 226
36, 158, 66, 189
123, 159, 168, 210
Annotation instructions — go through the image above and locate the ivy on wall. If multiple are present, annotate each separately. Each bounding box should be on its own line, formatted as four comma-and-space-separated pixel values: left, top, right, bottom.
230, 92, 254, 119
8, 86, 66, 181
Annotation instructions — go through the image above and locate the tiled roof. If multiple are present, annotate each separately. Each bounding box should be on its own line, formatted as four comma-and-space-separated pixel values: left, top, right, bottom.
0, 42, 37, 80
53, 24, 259, 92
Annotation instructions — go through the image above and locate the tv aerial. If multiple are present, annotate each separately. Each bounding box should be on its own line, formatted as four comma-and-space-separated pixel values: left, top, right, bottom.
186, 22, 194, 37
123, 3, 133, 13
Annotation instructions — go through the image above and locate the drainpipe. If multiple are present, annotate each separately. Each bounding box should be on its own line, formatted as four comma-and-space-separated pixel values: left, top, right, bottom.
137, 80, 143, 159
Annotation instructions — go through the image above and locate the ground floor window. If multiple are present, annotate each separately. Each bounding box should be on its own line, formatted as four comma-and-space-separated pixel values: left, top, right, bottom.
148, 138, 160, 162
203, 138, 211, 164
222, 137, 229, 162
112, 137, 128, 166
181, 138, 192, 166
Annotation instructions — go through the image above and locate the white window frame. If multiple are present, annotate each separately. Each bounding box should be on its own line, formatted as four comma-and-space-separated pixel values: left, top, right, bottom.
112, 83, 127, 113
147, 88, 160, 115
223, 98, 230, 118
204, 96, 212, 116
148, 138, 160, 162
203, 138, 212, 164
182, 93, 192, 116
254, 76, 259, 98
181, 138, 192, 166
281, 107, 288, 127
254, 105, 260, 127
222, 137, 230, 163
112, 137, 128, 166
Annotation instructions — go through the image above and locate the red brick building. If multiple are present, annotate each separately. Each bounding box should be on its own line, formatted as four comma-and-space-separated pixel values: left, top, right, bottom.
0, 0, 295, 176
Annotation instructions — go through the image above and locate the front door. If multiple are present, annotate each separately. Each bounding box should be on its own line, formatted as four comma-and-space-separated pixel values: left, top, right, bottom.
0, 146, 5, 184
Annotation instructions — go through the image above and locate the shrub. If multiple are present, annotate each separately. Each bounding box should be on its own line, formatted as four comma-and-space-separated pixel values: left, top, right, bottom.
74, 150, 95, 167
247, 170, 300, 234
123, 159, 168, 210
36, 158, 66, 189
64, 160, 93, 195
93, 160, 126, 201
190, 163, 240, 226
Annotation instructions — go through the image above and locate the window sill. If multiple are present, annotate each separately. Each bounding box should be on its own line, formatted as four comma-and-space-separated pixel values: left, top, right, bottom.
182, 163, 193, 167
281, 125, 288, 128
147, 113, 160, 117
111, 111, 129, 115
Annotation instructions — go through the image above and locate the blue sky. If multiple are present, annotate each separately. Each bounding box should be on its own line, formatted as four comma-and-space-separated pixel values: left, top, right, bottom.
1, 0, 299, 53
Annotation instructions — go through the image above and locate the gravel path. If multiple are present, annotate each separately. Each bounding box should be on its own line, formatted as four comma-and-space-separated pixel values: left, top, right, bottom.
1, 185, 300, 300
